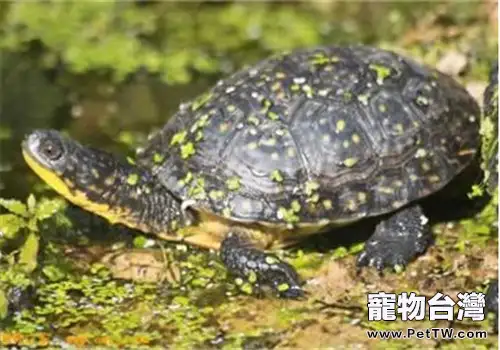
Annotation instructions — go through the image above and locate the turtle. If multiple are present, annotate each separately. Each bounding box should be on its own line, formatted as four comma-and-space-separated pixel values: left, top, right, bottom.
482, 61, 498, 194
22, 45, 480, 298
483, 61, 499, 328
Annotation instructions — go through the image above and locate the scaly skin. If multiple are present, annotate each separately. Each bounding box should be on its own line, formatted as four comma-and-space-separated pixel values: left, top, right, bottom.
220, 233, 303, 298
22, 130, 304, 298
357, 205, 432, 271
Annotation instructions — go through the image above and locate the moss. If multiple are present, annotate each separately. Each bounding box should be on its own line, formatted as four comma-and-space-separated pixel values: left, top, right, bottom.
180, 142, 196, 159
270, 170, 284, 183
368, 63, 391, 84
153, 152, 165, 164
126, 173, 139, 185
226, 176, 241, 191
170, 130, 187, 146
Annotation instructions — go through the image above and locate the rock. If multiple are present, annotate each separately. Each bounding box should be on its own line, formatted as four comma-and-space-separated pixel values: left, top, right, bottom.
437, 51, 468, 76
466, 81, 488, 107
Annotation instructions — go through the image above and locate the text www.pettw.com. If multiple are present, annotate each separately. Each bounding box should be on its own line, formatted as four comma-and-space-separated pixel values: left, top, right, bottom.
366, 328, 488, 340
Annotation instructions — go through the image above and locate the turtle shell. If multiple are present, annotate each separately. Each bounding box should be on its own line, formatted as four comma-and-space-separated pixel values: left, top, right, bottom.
137, 45, 480, 227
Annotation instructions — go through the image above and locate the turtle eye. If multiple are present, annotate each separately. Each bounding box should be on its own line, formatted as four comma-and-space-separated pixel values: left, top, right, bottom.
40, 139, 63, 161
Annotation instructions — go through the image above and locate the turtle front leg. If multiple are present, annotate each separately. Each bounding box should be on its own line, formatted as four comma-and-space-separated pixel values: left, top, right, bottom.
220, 232, 303, 298
357, 205, 433, 271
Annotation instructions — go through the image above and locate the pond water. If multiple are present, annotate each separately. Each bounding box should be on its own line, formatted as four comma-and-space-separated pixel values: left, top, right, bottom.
0, 51, 218, 200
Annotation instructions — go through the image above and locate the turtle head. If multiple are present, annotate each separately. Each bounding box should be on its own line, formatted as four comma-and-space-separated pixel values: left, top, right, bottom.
22, 129, 121, 204
23, 129, 82, 182
22, 129, 192, 234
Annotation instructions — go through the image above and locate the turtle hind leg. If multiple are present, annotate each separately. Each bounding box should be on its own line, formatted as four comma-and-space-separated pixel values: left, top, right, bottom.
220, 232, 303, 298
356, 205, 433, 271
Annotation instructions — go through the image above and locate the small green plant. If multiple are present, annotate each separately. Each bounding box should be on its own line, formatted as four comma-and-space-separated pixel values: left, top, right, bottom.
0, 195, 65, 319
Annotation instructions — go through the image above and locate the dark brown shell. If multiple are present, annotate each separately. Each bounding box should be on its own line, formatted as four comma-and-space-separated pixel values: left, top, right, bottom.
137, 45, 480, 226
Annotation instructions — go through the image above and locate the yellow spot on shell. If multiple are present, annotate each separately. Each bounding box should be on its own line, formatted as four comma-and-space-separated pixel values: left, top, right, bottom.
378, 187, 394, 194
278, 283, 290, 292
104, 176, 115, 186
153, 153, 165, 164
415, 148, 427, 158
428, 175, 441, 183
261, 138, 277, 146
268, 111, 279, 120
352, 134, 360, 144
247, 142, 258, 150
226, 177, 241, 191
336, 120, 346, 133
209, 190, 225, 200
222, 207, 232, 218
394, 123, 404, 134
180, 142, 195, 159
343, 158, 358, 167
277, 200, 301, 224
346, 199, 357, 211
270, 170, 284, 183
127, 173, 139, 186
170, 130, 187, 145
291, 200, 301, 212
248, 115, 260, 125
195, 131, 203, 141
305, 181, 320, 196
357, 192, 367, 203
308, 193, 319, 203
322, 199, 332, 210
393, 180, 404, 187
378, 104, 387, 112
178, 172, 193, 187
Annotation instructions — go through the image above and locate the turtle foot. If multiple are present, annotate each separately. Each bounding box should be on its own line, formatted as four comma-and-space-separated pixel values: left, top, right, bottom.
220, 233, 303, 298
357, 205, 433, 271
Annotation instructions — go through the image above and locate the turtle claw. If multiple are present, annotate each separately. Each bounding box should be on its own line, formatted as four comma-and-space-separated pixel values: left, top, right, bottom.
357, 205, 432, 272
